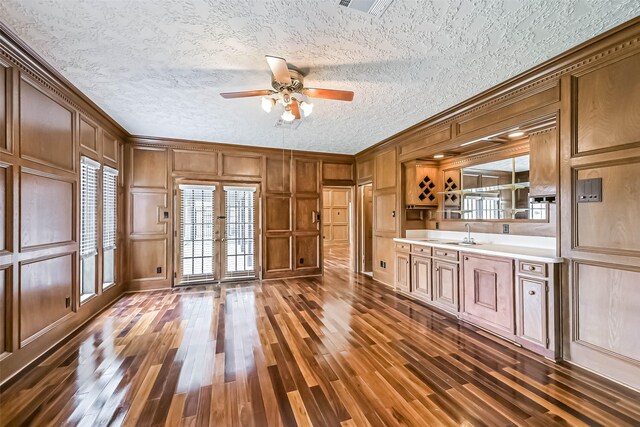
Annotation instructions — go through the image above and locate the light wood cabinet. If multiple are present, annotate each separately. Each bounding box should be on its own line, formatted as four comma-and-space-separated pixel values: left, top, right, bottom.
411, 255, 431, 300
461, 254, 514, 336
404, 161, 438, 206
432, 259, 458, 313
529, 128, 557, 197
395, 251, 411, 292
516, 277, 547, 348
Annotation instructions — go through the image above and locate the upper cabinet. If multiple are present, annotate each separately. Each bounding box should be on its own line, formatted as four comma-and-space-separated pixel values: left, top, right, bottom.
529, 128, 557, 198
404, 161, 438, 207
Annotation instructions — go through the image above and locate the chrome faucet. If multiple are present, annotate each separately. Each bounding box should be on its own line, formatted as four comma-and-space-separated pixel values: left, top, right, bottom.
463, 223, 476, 245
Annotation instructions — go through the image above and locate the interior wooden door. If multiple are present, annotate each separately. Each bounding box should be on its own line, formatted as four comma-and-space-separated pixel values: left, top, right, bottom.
461, 254, 514, 335
360, 184, 373, 272
322, 188, 349, 244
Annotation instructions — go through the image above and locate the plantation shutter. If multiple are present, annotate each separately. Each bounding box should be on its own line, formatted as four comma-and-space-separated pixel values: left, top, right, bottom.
103, 166, 118, 250
80, 157, 100, 258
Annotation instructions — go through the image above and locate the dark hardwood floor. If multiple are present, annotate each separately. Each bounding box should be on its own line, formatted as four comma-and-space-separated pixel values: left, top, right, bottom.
1, 243, 639, 426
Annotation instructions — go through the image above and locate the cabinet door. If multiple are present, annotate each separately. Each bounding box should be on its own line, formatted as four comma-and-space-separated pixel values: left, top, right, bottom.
412, 255, 432, 300
517, 277, 547, 347
433, 260, 458, 312
462, 254, 514, 335
395, 252, 410, 292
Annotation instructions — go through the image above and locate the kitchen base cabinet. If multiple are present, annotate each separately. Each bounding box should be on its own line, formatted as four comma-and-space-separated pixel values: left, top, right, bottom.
395, 251, 411, 292
411, 255, 432, 300
461, 254, 514, 336
432, 259, 458, 314
516, 277, 547, 347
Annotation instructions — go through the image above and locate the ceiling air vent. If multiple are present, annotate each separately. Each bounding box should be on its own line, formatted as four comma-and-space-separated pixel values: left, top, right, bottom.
338, 0, 395, 17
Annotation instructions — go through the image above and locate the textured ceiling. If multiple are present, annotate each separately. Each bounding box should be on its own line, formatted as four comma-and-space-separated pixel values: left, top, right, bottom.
0, 1, 638, 154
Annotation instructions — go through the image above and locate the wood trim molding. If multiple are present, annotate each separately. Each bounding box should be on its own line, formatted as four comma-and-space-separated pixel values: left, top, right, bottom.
356, 17, 640, 159
0, 23, 127, 139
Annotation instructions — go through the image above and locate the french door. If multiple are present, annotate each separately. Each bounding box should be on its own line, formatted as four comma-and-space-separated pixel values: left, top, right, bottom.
175, 182, 259, 285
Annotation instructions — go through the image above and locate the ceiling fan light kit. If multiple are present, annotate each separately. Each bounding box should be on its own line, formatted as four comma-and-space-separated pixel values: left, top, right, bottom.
220, 55, 354, 123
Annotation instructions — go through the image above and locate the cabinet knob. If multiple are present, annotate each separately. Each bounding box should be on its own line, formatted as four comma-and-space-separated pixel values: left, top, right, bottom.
464, 256, 469, 261
528, 290, 535, 295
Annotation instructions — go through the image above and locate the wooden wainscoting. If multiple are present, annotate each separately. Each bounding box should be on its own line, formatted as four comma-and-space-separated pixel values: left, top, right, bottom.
560, 47, 640, 390
124, 137, 354, 284
0, 27, 127, 385
354, 18, 640, 390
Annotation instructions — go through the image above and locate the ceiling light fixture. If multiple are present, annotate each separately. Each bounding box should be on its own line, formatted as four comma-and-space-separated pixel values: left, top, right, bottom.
508, 131, 525, 138
433, 154, 445, 159
460, 128, 520, 147
261, 97, 275, 113
299, 101, 314, 117
281, 107, 295, 122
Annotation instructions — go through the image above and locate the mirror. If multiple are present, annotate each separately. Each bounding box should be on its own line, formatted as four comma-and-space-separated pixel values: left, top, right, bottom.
442, 154, 547, 221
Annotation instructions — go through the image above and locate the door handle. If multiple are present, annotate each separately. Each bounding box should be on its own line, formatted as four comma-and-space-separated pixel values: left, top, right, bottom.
528, 290, 535, 295
311, 211, 317, 224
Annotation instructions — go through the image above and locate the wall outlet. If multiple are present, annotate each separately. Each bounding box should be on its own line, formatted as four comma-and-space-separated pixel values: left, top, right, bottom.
156, 267, 162, 274
300, 258, 304, 265
502, 224, 510, 234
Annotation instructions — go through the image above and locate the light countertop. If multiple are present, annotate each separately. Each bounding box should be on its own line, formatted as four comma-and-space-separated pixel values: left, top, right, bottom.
394, 237, 563, 264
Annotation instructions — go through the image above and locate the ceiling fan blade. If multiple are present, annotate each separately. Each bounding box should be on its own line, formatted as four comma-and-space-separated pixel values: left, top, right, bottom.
290, 99, 301, 119
265, 55, 292, 85
303, 88, 354, 101
220, 90, 273, 99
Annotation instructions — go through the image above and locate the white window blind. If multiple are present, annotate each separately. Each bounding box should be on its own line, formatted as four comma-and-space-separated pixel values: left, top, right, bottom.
180, 185, 215, 281
103, 167, 118, 250
80, 157, 100, 258
224, 186, 256, 278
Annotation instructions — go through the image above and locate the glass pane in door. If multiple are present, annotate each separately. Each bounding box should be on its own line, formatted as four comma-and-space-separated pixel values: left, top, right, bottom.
179, 185, 215, 283
224, 186, 256, 279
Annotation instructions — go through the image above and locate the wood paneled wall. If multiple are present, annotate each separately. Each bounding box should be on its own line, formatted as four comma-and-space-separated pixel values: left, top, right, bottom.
355, 18, 640, 389
0, 30, 126, 384
125, 137, 354, 289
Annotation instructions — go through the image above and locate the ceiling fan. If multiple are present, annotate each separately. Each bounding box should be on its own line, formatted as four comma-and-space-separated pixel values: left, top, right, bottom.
220, 55, 354, 122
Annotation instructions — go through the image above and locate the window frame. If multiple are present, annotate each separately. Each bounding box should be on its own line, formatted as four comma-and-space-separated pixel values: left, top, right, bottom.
102, 165, 118, 289
80, 156, 101, 301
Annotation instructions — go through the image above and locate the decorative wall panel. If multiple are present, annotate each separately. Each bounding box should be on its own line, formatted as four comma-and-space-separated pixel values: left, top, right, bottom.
131, 147, 167, 188
173, 149, 217, 174
130, 239, 166, 281
20, 171, 73, 249
79, 117, 97, 153
0, 65, 6, 151
19, 254, 73, 345
130, 193, 167, 235
575, 262, 640, 362
576, 54, 640, 154
265, 236, 291, 272
103, 131, 118, 163
19, 79, 74, 171
577, 162, 640, 254
221, 154, 261, 177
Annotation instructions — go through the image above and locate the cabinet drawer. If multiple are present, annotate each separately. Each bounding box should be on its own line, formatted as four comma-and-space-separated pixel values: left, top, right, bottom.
519, 260, 547, 277
433, 248, 458, 261
396, 242, 410, 252
411, 245, 431, 255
